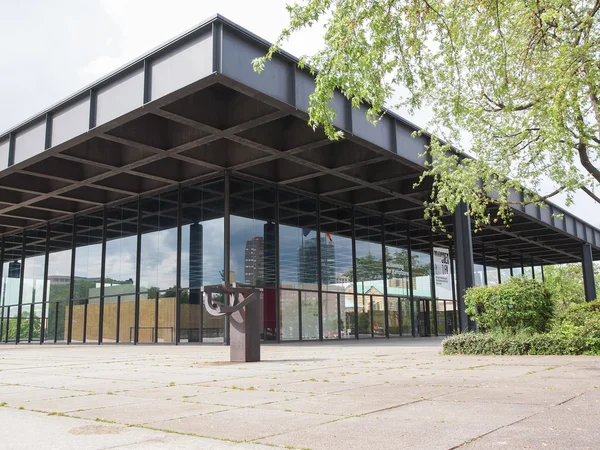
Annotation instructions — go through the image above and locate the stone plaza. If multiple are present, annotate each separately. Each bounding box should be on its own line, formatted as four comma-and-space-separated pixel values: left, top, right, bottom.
1, 340, 599, 449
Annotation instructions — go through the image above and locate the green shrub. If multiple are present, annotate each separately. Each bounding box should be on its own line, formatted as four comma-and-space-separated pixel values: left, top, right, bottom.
442, 332, 579, 355
464, 277, 553, 333
550, 300, 600, 354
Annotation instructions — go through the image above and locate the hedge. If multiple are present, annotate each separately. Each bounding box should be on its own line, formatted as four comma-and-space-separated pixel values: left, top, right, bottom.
441, 332, 595, 355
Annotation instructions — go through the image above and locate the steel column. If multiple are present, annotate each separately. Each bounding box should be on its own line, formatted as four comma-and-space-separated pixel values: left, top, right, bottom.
16, 231, 26, 344
175, 185, 182, 344
98, 206, 107, 344
40, 224, 49, 344
582, 243, 597, 302
67, 217, 77, 344
449, 240, 458, 334
381, 216, 389, 338
223, 172, 230, 345
134, 197, 142, 344
274, 185, 281, 343
407, 223, 416, 337
351, 207, 359, 339
481, 243, 488, 285
0, 238, 4, 341
316, 197, 323, 340
429, 233, 438, 336
453, 202, 476, 332
497, 249, 502, 283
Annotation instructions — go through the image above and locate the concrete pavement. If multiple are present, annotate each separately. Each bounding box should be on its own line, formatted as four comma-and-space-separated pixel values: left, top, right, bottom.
0, 339, 598, 449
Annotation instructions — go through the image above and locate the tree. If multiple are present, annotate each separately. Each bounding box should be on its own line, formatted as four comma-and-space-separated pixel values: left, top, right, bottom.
254, 1, 600, 229
544, 263, 600, 310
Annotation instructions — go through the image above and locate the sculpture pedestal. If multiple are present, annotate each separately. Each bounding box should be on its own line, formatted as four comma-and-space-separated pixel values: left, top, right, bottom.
229, 294, 261, 362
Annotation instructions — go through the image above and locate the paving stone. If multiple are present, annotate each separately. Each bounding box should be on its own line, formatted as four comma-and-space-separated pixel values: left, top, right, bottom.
75, 398, 230, 425
146, 407, 334, 441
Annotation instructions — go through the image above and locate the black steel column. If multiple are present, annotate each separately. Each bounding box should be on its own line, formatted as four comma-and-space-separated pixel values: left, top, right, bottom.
316, 197, 323, 341
453, 202, 476, 332
481, 243, 488, 285
0, 237, 4, 341
509, 251, 514, 277
15, 231, 26, 344
428, 233, 438, 336
381, 217, 389, 338
40, 224, 50, 344
496, 249, 502, 283
351, 207, 359, 339
520, 255, 525, 276
531, 257, 536, 280
98, 206, 107, 344
134, 197, 142, 344
582, 243, 597, 302
449, 240, 458, 334
541, 264, 545, 281
407, 223, 416, 337
67, 217, 77, 344
223, 172, 230, 345
175, 185, 182, 344
274, 185, 281, 343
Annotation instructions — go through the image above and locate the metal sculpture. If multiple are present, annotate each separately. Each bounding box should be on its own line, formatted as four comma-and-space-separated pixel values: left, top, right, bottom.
203, 283, 260, 362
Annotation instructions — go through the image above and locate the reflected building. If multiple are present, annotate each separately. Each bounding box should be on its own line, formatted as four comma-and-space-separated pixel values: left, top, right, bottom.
298, 237, 335, 285
245, 236, 264, 285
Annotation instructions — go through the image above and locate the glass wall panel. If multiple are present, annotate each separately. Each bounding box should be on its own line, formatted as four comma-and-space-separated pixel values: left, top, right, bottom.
103, 201, 138, 343
486, 265, 499, 285
139, 190, 179, 343
180, 178, 225, 343
436, 300, 447, 335
474, 263, 485, 287
230, 178, 276, 340
320, 201, 353, 339
1, 234, 23, 342
278, 191, 317, 340
73, 211, 103, 343
355, 213, 384, 338
46, 221, 74, 343
280, 289, 299, 340
388, 297, 400, 336
523, 265, 533, 278
322, 292, 339, 339
385, 221, 411, 336
401, 298, 412, 335
301, 291, 319, 340
23, 229, 46, 342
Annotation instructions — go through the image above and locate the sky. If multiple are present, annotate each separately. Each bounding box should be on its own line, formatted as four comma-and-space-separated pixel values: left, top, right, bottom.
0, 0, 597, 227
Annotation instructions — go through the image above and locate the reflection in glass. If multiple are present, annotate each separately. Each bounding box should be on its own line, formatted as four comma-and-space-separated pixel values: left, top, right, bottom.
322, 292, 338, 339
301, 291, 319, 340
486, 266, 499, 285
140, 190, 178, 343
103, 201, 138, 343
230, 179, 276, 340
180, 179, 225, 342
279, 191, 318, 340
280, 289, 299, 340
73, 212, 103, 343
46, 221, 73, 343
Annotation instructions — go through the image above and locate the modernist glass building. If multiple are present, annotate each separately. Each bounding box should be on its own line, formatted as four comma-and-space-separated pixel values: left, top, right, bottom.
0, 16, 598, 345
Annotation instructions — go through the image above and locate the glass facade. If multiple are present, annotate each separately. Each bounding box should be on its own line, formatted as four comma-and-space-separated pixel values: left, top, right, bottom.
0, 175, 461, 345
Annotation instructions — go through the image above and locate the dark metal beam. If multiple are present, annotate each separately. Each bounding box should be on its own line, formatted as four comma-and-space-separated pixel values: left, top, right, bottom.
582, 243, 597, 302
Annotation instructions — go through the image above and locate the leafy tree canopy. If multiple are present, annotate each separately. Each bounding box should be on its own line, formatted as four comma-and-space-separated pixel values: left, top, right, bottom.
254, 0, 600, 229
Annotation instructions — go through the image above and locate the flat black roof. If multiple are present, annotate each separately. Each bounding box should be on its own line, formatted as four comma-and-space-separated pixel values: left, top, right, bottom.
0, 14, 597, 265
